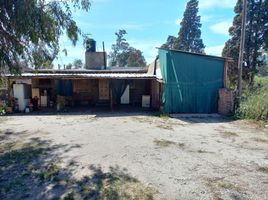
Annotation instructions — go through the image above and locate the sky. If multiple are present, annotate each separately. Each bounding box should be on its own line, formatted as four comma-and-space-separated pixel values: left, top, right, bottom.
54, 0, 237, 68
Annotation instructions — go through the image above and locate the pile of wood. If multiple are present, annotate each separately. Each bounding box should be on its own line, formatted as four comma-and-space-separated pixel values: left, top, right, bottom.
218, 88, 235, 116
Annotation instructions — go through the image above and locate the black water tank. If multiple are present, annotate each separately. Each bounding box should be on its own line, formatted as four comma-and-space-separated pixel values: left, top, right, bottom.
85, 39, 96, 52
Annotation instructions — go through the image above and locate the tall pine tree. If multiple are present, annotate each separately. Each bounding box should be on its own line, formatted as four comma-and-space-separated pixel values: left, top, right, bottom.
175, 0, 205, 53
222, 0, 268, 86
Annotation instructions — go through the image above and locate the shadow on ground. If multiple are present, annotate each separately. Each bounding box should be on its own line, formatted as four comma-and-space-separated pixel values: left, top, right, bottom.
0, 132, 155, 200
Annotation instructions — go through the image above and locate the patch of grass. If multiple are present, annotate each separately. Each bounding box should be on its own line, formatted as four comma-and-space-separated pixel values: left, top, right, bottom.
258, 166, 268, 174
63, 166, 156, 200
156, 124, 173, 131
40, 163, 61, 181
221, 131, 238, 138
159, 113, 169, 120
235, 76, 268, 121
102, 180, 155, 200
154, 139, 185, 149
153, 112, 169, 119
218, 181, 241, 191
204, 178, 222, 200
205, 178, 242, 200
154, 139, 176, 147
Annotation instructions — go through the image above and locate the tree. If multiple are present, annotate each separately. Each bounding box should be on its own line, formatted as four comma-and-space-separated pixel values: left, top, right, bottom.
222, 0, 268, 86
0, 0, 90, 74
127, 48, 146, 67
66, 63, 73, 70
109, 29, 130, 67
73, 59, 83, 69
264, 1, 268, 50
161, 36, 177, 49
109, 29, 147, 67
175, 0, 205, 53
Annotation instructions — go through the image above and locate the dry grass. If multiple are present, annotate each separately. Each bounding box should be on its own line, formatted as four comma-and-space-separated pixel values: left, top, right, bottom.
154, 139, 185, 149
205, 178, 242, 200
218, 181, 241, 191
156, 124, 173, 131
258, 166, 268, 174
221, 131, 238, 138
197, 149, 212, 154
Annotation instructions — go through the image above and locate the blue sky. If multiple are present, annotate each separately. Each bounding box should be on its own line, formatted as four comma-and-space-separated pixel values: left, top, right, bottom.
54, 0, 237, 67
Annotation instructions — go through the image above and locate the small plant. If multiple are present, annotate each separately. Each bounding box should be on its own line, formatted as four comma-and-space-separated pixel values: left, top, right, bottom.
40, 164, 61, 181
235, 77, 268, 122
197, 149, 209, 153
154, 139, 185, 149
218, 181, 241, 191
154, 139, 176, 147
258, 166, 268, 174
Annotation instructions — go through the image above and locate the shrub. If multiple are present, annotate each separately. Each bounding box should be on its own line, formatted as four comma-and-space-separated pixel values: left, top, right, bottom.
235, 77, 268, 121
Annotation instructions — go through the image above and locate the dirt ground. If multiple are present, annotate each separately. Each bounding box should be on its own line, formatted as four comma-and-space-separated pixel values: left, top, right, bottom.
0, 112, 268, 200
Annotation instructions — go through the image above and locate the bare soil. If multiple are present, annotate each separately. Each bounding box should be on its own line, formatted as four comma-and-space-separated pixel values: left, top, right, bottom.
0, 112, 267, 200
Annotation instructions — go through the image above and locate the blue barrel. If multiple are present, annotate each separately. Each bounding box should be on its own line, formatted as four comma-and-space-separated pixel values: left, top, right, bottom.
85, 39, 96, 52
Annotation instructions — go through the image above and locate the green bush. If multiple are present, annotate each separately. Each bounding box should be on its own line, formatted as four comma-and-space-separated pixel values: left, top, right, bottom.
235, 77, 268, 121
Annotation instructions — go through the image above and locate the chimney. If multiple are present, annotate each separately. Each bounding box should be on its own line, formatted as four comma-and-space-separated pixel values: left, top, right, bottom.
85, 39, 107, 70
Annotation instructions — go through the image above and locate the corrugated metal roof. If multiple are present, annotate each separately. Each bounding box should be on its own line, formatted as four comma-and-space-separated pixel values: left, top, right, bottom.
7, 73, 156, 79
24, 67, 148, 74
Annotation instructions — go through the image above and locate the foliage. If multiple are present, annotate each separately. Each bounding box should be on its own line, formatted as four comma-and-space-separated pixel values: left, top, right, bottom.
258, 53, 268, 76
235, 76, 268, 121
66, 63, 73, 70
176, 0, 205, 53
222, 0, 268, 86
109, 29, 146, 67
162, 0, 205, 53
127, 48, 147, 67
161, 36, 177, 49
258, 63, 268, 76
0, 0, 90, 74
73, 59, 83, 69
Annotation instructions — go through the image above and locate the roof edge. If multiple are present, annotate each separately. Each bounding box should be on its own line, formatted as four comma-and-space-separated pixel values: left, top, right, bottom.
157, 47, 230, 60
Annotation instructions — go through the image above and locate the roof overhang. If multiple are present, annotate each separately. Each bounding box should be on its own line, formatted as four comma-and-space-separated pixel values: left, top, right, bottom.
6, 72, 156, 80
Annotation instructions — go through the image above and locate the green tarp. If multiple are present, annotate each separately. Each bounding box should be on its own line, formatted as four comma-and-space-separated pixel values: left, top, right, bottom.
159, 49, 224, 113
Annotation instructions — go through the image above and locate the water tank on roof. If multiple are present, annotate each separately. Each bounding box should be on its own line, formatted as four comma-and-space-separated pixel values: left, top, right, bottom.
85, 38, 96, 52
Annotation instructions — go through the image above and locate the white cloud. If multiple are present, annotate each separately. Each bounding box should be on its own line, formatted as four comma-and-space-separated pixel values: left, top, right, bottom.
210, 21, 232, 35
175, 18, 182, 25
201, 15, 214, 23
199, 0, 236, 9
205, 45, 224, 56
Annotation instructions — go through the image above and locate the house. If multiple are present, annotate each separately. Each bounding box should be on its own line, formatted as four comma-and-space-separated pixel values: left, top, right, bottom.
2, 44, 233, 114
5, 44, 160, 112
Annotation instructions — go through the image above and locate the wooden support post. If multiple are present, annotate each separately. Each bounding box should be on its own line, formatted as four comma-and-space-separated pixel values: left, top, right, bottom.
110, 88, 113, 111
224, 60, 228, 88
7, 78, 11, 99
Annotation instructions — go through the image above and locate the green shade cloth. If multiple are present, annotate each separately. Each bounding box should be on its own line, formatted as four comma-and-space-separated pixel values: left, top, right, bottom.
159, 49, 225, 113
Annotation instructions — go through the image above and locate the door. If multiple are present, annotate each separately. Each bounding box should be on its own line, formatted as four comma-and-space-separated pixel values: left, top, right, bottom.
99, 79, 110, 100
